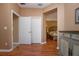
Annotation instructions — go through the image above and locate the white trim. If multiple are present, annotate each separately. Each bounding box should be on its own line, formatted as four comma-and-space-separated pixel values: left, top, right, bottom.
13, 42, 20, 45
40, 16, 44, 44
10, 9, 20, 52
11, 10, 20, 17
19, 43, 31, 44
11, 9, 14, 52
0, 48, 13, 52
41, 41, 46, 44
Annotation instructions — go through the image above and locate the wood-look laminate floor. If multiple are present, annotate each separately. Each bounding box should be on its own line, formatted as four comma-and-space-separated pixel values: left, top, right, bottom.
0, 39, 59, 56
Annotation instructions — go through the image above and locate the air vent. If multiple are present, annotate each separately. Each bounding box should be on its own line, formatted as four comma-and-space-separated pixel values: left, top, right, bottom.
38, 4, 43, 6
20, 3, 26, 5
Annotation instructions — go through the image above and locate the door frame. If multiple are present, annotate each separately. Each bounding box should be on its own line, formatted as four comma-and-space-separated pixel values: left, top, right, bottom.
11, 10, 20, 51
43, 8, 59, 49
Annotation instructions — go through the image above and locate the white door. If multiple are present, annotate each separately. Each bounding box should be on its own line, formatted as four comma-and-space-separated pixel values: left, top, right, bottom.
31, 16, 42, 43
19, 17, 32, 44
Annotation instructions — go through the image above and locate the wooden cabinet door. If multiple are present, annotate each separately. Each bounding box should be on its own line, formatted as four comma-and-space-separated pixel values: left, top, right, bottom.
63, 39, 69, 56
72, 44, 79, 56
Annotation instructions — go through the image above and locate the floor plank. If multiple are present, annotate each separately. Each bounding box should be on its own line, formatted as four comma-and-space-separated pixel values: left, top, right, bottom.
0, 39, 59, 56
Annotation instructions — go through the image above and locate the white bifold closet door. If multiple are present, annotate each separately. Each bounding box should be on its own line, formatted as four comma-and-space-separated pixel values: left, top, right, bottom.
19, 17, 32, 44
31, 16, 42, 43
19, 16, 42, 44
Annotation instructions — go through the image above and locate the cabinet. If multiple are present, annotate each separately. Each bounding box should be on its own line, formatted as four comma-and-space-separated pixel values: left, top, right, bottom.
63, 39, 69, 56
72, 43, 79, 56
71, 34, 79, 56
59, 33, 69, 56
59, 38, 64, 55
59, 31, 79, 56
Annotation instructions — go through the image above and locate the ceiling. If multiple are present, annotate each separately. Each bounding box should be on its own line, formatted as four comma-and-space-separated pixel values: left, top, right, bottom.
18, 3, 51, 8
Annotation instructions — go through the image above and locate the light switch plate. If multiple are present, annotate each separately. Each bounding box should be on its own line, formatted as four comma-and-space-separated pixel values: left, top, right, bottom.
5, 42, 8, 46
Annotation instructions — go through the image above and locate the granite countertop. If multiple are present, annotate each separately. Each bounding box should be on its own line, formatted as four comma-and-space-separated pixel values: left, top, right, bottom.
59, 31, 79, 34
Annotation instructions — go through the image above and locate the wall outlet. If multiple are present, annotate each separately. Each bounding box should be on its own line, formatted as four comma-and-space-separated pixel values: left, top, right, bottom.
5, 42, 8, 46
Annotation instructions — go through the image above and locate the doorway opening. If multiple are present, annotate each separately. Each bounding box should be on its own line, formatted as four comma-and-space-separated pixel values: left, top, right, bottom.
43, 8, 57, 46
11, 10, 20, 49
46, 21, 57, 41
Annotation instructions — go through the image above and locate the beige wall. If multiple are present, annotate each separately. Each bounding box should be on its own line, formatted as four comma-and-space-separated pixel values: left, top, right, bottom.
0, 4, 12, 49
9, 4, 20, 14
45, 12, 57, 21
0, 3, 20, 49
64, 3, 79, 31
13, 14, 19, 43
20, 8, 43, 16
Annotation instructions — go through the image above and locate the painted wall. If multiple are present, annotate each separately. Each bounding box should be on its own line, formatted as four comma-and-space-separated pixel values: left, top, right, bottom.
45, 12, 57, 21
64, 3, 79, 31
0, 3, 20, 49
20, 8, 43, 16
0, 4, 12, 49
13, 14, 19, 43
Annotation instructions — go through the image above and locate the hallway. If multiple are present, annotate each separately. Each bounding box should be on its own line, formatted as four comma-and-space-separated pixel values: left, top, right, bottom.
0, 39, 59, 56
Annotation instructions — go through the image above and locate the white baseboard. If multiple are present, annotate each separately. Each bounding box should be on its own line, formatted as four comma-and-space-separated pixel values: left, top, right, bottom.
0, 42, 20, 52
41, 41, 46, 44
13, 42, 20, 45
31, 40, 41, 44
0, 48, 13, 52
56, 46, 59, 50
19, 43, 31, 44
